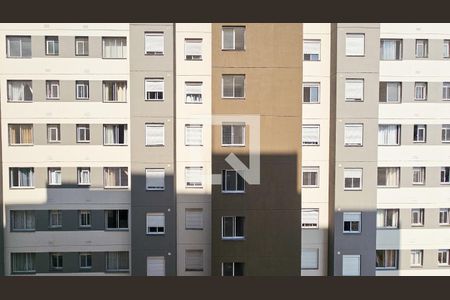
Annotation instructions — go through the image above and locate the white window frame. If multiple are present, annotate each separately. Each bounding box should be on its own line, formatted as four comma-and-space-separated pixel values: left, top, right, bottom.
441, 167, 450, 184
185, 124, 203, 146
343, 168, 363, 191
376, 209, 399, 229
76, 81, 89, 100
302, 124, 320, 146
103, 167, 128, 188
144, 78, 164, 101
145, 168, 165, 191
79, 253, 92, 269
185, 81, 203, 104
105, 210, 128, 230
45, 36, 59, 56
413, 124, 426, 143
50, 253, 63, 270
301, 209, 319, 229
105, 251, 129, 272
301, 248, 319, 270
49, 210, 62, 228
8, 124, 33, 145
185, 166, 203, 188
380, 82, 402, 103
48, 167, 62, 186
46, 80, 60, 100
414, 82, 427, 101
438, 249, 450, 266
221, 262, 244, 276
343, 212, 361, 234
184, 38, 203, 60
145, 123, 165, 146
344, 123, 363, 146
302, 167, 320, 188
221, 75, 245, 99
222, 123, 246, 146
102, 81, 127, 103
440, 208, 450, 226
221, 216, 245, 240
442, 125, 450, 142
345, 79, 364, 102
380, 39, 403, 60
377, 167, 400, 188
76, 124, 90, 143
146, 213, 165, 235
221, 26, 245, 51
79, 210, 91, 228
75, 36, 89, 56
77, 167, 91, 186
102, 37, 127, 59
412, 167, 426, 185
444, 40, 450, 58
103, 124, 128, 145
10, 168, 34, 188
7, 80, 33, 102
303, 82, 320, 103
415, 39, 428, 58
6, 36, 31, 58
222, 169, 245, 193
376, 250, 398, 270
411, 208, 425, 226
345, 33, 365, 56
378, 124, 401, 146
144, 32, 164, 55
47, 124, 61, 143
11, 210, 35, 231
303, 39, 321, 61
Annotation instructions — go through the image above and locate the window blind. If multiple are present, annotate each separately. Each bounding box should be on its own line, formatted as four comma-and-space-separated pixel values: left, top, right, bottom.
301, 209, 319, 227
145, 33, 164, 54
185, 167, 203, 187
301, 249, 318, 269
145, 124, 164, 146
185, 39, 202, 57
186, 209, 203, 229
345, 34, 365, 56
147, 257, 165, 276
345, 79, 364, 100
344, 124, 363, 145
147, 214, 164, 228
302, 126, 319, 145
185, 125, 202, 145
185, 250, 203, 271
146, 169, 165, 190
342, 255, 360, 276
344, 169, 362, 179
303, 40, 320, 55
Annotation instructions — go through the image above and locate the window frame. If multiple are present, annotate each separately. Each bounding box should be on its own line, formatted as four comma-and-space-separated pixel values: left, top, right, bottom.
413, 124, 426, 143
146, 212, 165, 235
105, 251, 129, 272
75, 81, 89, 100
11, 253, 36, 274
185, 166, 203, 188
221, 262, 244, 276
45, 36, 59, 56
184, 38, 203, 61
303, 39, 321, 61
221, 74, 245, 99
145, 123, 165, 146
102, 81, 127, 103
380, 39, 403, 61
49, 210, 62, 229
103, 167, 129, 188
411, 208, 425, 227
301, 208, 319, 229
438, 249, 450, 266
6, 36, 32, 58
379, 82, 402, 103
46, 80, 60, 100
145, 168, 165, 191
10, 167, 34, 188
376, 250, 398, 270
415, 39, 428, 58
345, 33, 365, 57
103, 124, 128, 146
48, 167, 62, 186
302, 167, 320, 188
75, 36, 89, 56
345, 78, 364, 102
414, 82, 428, 101
102, 37, 127, 59
376, 209, 399, 229
344, 123, 364, 147
221, 169, 245, 193
105, 209, 129, 230
185, 81, 203, 104
221, 216, 245, 240
303, 82, 320, 104
412, 167, 426, 185
8, 124, 34, 145
76, 124, 91, 143
7, 80, 33, 102
343, 168, 363, 191
378, 124, 401, 146
144, 32, 164, 56
79, 253, 92, 270
377, 167, 400, 188
47, 124, 61, 143
442, 125, 450, 143
441, 167, 450, 184
221, 123, 246, 147
49, 253, 63, 271
302, 124, 320, 146
77, 167, 91, 186
221, 26, 246, 51
10, 210, 36, 232
79, 210, 92, 228
185, 124, 203, 146
301, 248, 319, 270
144, 78, 164, 101
440, 208, 450, 226
343, 212, 362, 234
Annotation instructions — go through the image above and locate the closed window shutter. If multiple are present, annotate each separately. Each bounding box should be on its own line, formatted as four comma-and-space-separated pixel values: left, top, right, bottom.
145, 79, 164, 92
146, 124, 164, 145
147, 214, 164, 229
342, 255, 360, 276
301, 209, 319, 227
344, 125, 363, 145
185, 39, 202, 57
185, 125, 202, 145
145, 33, 164, 53
185, 82, 202, 95
301, 249, 318, 269
185, 250, 203, 271
344, 212, 361, 222
146, 169, 165, 190
303, 40, 320, 55
302, 126, 319, 144
147, 257, 165, 276
186, 167, 203, 187
186, 209, 203, 229
344, 169, 362, 179
346, 34, 365, 56
345, 79, 364, 100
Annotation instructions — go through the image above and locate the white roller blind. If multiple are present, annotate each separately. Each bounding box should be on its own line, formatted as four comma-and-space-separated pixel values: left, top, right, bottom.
186, 167, 203, 187
344, 169, 362, 179
301, 248, 318, 269
146, 123, 164, 146
145, 79, 164, 92
303, 40, 320, 54
145, 33, 164, 54
345, 79, 364, 100
186, 209, 203, 229
147, 213, 164, 227
302, 125, 320, 145
147, 257, 165, 276
185, 82, 202, 94
185, 250, 203, 271
146, 169, 165, 190
301, 209, 319, 227
343, 212, 361, 222
344, 124, 363, 145
342, 255, 360, 276
185, 39, 202, 56
185, 125, 202, 146
346, 34, 365, 56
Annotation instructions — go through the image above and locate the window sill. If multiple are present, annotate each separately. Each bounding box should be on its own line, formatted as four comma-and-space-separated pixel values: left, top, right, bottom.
221, 144, 246, 147
104, 186, 129, 190
146, 233, 165, 236
79, 226, 92, 230
343, 231, 361, 234
221, 191, 245, 194
11, 229, 35, 232
146, 188, 165, 191
46, 98, 60, 101
145, 53, 164, 56
103, 101, 128, 103
221, 49, 246, 52
76, 141, 91, 144
10, 186, 35, 190
145, 99, 165, 102
145, 144, 165, 147
301, 227, 319, 230
302, 186, 320, 188
379, 101, 401, 104
410, 265, 423, 268
303, 101, 320, 104
185, 144, 204, 147
185, 59, 203, 62
77, 183, 91, 186
376, 267, 398, 270
222, 237, 245, 241
105, 270, 130, 273
377, 227, 399, 230
76, 98, 90, 101
344, 144, 363, 147
185, 101, 204, 105
105, 228, 129, 231
7, 100, 33, 103
103, 144, 128, 146
343, 188, 363, 191
185, 186, 204, 189
9, 144, 34, 146
302, 144, 320, 147
346, 54, 365, 57
411, 224, 424, 227
101, 57, 127, 60
221, 97, 246, 100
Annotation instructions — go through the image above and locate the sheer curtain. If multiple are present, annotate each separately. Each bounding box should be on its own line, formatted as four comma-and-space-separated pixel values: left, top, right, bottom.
8, 81, 24, 100
19, 168, 32, 187
116, 82, 126, 102
378, 125, 399, 145
104, 168, 117, 187
104, 125, 114, 144
22, 125, 33, 144
381, 40, 396, 60
385, 168, 399, 187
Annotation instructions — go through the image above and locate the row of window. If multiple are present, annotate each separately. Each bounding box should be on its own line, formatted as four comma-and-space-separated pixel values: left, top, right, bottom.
304, 37, 450, 61
303, 123, 450, 146
304, 81, 450, 103
303, 166, 450, 188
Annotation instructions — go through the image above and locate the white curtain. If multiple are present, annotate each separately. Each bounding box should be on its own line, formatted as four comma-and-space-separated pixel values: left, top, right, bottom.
103, 38, 126, 58
19, 168, 32, 187
386, 83, 400, 102
381, 40, 396, 59
8, 81, 25, 100
384, 167, 399, 187
378, 125, 399, 145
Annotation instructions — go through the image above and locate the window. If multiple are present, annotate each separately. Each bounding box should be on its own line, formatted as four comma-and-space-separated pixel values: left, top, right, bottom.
342, 255, 360, 276
346, 33, 365, 56
411, 209, 424, 226
145, 78, 164, 100
9, 124, 33, 145
303, 82, 320, 103
442, 125, 450, 142
185, 124, 203, 146
77, 167, 91, 185
222, 123, 245, 146
343, 212, 361, 233
50, 253, 63, 271
104, 124, 127, 145
76, 81, 89, 100
378, 124, 400, 145
47, 124, 61, 143
146, 213, 165, 235
76, 124, 90, 143
379, 82, 401, 103
75, 36, 89, 56
46, 80, 60, 99
105, 210, 128, 230
222, 26, 245, 50
79, 210, 91, 228
302, 167, 319, 187
302, 125, 320, 146
49, 210, 62, 228
103, 81, 127, 102
414, 82, 427, 101
222, 262, 244, 276
222, 216, 245, 239
303, 39, 320, 61
442, 167, 450, 184
376, 209, 399, 229
380, 39, 402, 60
185, 208, 203, 230
80, 253, 92, 269
444, 40, 450, 58
443, 82, 450, 100
10, 168, 34, 188
106, 251, 129, 272
438, 250, 450, 266
344, 168, 362, 190
301, 248, 319, 270
11, 253, 35, 273
11, 210, 35, 231
410, 250, 423, 267
185, 166, 203, 188
301, 209, 319, 229
344, 124, 363, 146
222, 170, 245, 193
103, 167, 128, 188
48, 168, 62, 186
7, 80, 33, 102
222, 75, 245, 98
345, 79, 364, 101
376, 250, 398, 270
147, 257, 165, 276
185, 39, 202, 60
146, 168, 165, 191
102, 37, 127, 59
440, 208, 450, 225
377, 167, 400, 187
6, 36, 31, 58
145, 123, 164, 146
185, 82, 203, 103
145, 32, 164, 55
185, 250, 204, 272
413, 125, 426, 143
412, 167, 426, 185
415, 39, 428, 58
45, 36, 59, 55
